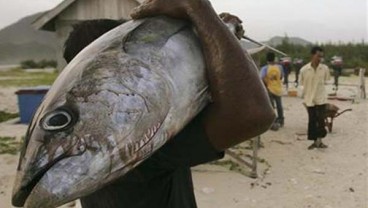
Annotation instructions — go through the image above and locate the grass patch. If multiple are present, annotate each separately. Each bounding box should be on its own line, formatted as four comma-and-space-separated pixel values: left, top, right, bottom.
0, 68, 58, 87
0, 111, 19, 123
0, 137, 21, 155
210, 159, 240, 169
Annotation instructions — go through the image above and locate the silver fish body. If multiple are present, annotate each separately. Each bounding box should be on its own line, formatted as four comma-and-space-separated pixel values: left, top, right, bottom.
12, 16, 210, 208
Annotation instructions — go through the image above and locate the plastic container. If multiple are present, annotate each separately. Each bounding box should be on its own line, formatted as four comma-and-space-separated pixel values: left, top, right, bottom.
15, 86, 49, 124
288, 90, 298, 97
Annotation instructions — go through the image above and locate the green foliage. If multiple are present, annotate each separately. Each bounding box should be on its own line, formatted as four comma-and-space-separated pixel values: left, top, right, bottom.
20, 59, 58, 69
320, 42, 368, 70
38, 59, 58, 68
0, 111, 19, 123
269, 37, 368, 72
210, 160, 244, 173
0, 68, 58, 87
0, 137, 21, 155
20, 60, 38, 69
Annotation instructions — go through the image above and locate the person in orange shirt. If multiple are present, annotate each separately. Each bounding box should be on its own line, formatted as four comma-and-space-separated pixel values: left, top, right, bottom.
261, 52, 285, 128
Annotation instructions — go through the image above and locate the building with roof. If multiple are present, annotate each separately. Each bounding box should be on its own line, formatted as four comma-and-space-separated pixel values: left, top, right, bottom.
32, 0, 143, 67
33, 0, 286, 69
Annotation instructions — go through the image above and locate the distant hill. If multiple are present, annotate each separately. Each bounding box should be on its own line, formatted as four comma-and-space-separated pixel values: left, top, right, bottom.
0, 13, 57, 65
266, 36, 312, 46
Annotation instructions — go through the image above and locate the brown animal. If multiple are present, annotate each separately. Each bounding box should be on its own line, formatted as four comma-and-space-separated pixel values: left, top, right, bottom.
324, 103, 352, 132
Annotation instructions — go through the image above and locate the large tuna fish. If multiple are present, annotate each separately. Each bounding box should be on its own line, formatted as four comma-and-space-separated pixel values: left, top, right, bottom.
12, 16, 210, 208
11, 16, 254, 208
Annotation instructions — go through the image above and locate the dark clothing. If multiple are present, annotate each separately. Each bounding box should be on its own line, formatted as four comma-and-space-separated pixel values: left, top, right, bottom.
63, 19, 224, 208
332, 66, 342, 89
306, 105, 327, 141
80, 111, 224, 208
269, 92, 284, 125
281, 64, 291, 89
293, 63, 303, 86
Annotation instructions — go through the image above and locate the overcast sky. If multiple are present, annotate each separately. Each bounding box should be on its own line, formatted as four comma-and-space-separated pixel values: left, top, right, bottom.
0, 0, 367, 43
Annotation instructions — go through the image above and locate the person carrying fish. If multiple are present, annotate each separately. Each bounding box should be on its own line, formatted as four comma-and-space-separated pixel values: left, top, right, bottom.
12, 0, 275, 207
79, 2, 275, 206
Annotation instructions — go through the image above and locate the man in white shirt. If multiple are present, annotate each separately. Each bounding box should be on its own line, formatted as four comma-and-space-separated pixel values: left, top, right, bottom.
300, 46, 331, 149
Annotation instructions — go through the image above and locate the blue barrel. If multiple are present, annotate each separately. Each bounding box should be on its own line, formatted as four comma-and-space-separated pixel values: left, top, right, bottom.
15, 86, 49, 124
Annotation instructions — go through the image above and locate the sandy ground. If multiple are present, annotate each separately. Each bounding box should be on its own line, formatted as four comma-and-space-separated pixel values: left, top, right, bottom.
0, 75, 367, 208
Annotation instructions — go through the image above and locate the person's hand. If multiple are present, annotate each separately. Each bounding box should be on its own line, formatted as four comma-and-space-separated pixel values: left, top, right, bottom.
131, 0, 207, 20
219, 12, 245, 39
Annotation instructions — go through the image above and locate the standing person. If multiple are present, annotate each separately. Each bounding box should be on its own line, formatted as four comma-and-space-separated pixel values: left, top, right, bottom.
331, 56, 343, 91
300, 46, 331, 150
293, 58, 304, 87
63, 0, 275, 207
260, 52, 285, 127
280, 57, 292, 90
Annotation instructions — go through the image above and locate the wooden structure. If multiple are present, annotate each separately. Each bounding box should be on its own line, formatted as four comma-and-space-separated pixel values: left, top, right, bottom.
359, 68, 366, 99
32, 0, 144, 68
225, 136, 260, 178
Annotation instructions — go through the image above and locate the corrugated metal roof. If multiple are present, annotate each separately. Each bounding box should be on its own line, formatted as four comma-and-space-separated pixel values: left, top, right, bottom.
32, 0, 142, 31
32, 0, 77, 31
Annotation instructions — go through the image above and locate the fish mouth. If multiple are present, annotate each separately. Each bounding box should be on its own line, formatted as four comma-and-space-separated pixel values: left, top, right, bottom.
12, 153, 74, 207
12, 122, 165, 207
12, 168, 47, 206
12, 118, 161, 208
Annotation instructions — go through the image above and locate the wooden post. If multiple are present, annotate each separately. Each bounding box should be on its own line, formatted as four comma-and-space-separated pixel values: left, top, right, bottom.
250, 136, 260, 178
359, 68, 366, 99
224, 136, 260, 178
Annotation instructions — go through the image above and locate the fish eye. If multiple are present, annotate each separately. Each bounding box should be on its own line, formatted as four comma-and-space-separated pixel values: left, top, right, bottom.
41, 109, 74, 131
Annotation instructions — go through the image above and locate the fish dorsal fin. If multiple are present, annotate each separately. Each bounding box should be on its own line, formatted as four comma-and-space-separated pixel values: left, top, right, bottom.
123, 16, 190, 55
